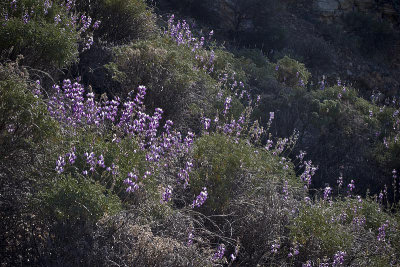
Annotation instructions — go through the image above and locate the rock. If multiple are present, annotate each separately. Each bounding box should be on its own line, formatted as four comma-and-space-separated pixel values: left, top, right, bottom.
354, 0, 375, 11
338, 0, 353, 11
316, 0, 339, 12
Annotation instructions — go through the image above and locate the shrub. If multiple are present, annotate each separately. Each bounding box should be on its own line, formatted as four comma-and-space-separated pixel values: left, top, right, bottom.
0, 61, 59, 265
106, 37, 220, 130
343, 12, 397, 58
38, 175, 121, 224
0, 0, 80, 69
88, 213, 213, 266
0, 62, 58, 158
289, 35, 337, 70
190, 133, 298, 213
77, 0, 157, 44
289, 197, 400, 265
275, 56, 311, 87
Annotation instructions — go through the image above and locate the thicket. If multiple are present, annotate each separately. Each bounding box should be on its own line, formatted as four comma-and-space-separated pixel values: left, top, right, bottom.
1, 0, 400, 266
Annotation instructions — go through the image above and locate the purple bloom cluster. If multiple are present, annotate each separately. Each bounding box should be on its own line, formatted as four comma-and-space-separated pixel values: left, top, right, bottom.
124, 172, 139, 193
352, 216, 366, 228
337, 174, 343, 188
288, 242, 299, 257
223, 96, 232, 116
54, 14, 62, 24
93, 20, 101, 29
230, 243, 240, 262
348, 179, 355, 194
84, 151, 96, 172
202, 117, 211, 131
272, 138, 288, 155
377, 220, 389, 242
300, 160, 318, 187
282, 180, 289, 200
66, 147, 76, 164
56, 156, 66, 174
166, 15, 215, 72
192, 187, 208, 208
79, 15, 92, 33
187, 228, 194, 246
323, 186, 331, 201
178, 160, 193, 188
332, 251, 346, 266
55, 147, 77, 173
161, 185, 173, 203
271, 240, 280, 254
212, 244, 225, 260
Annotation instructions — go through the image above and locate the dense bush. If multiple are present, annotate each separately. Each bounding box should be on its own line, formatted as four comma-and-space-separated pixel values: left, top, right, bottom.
290, 197, 400, 266
39, 174, 121, 223
76, 0, 157, 44
343, 12, 397, 58
0, 0, 82, 69
0, 61, 59, 265
275, 56, 311, 88
2, 1, 400, 266
106, 37, 232, 130
190, 134, 293, 213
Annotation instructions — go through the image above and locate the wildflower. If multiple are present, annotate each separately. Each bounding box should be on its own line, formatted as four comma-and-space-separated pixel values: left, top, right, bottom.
348, 180, 355, 193
66, 149, 76, 164
269, 112, 275, 125
56, 156, 65, 174
93, 20, 101, 29
10, 0, 17, 10
223, 96, 232, 115
296, 150, 306, 161
377, 221, 389, 242
23, 10, 29, 24
161, 185, 173, 203
265, 139, 273, 151
54, 14, 62, 25
44, 0, 52, 14
187, 229, 193, 246
337, 174, 343, 188
282, 180, 289, 200
288, 242, 299, 257
97, 154, 105, 168
323, 186, 331, 200
332, 251, 346, 266
192, 187, 208, 208
213, 244, 225, 260
271, 240, 280, 253
203, 117, 211, 130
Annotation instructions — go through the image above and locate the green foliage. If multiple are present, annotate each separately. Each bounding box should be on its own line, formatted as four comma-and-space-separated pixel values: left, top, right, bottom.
107, 37, 220, 129
290, 197, 400, 264
290, 202, 353, 256
77, 0, 157, 44
233, 48, 276, 93
0, 1, 79, 68
63, 130, 156, 203
191, 133, 296, 213
275, 56, 311, 87
39, 174, 121, 223
343, 12, 397, 58
0, 62, 58, 159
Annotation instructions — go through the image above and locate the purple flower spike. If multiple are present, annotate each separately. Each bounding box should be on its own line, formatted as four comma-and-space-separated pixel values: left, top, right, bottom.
192, 187, 208, 208
213, 244, 225, 260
